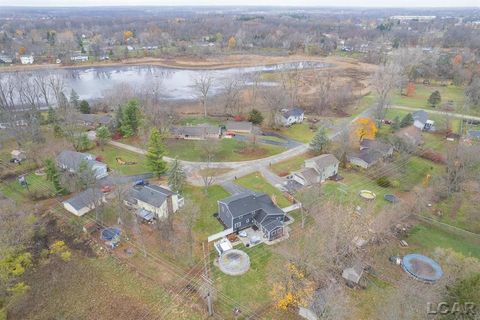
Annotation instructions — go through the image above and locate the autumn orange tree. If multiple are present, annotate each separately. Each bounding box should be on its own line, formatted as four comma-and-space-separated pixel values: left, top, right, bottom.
352, 117, 378, 141
271, 262, 315, 311
405, 82, 415, 97
227, 36, 236, 49
123, 30, 133, 41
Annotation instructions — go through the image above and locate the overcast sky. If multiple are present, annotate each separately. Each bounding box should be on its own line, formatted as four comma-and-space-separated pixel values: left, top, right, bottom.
0, 0, 479, 7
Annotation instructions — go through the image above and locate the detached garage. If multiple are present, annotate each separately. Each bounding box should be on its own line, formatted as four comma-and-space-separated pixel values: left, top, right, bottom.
63, 189, 105, 216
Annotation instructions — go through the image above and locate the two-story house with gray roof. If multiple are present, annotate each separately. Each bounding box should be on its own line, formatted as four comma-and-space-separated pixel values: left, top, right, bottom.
276, 107, 304, 126
218, 192, 285, 241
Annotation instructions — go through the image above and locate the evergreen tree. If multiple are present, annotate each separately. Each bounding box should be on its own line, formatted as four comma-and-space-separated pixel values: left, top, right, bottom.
79, 100, 90, 114
96, 126, 111, 150
44, 158, 65, 195
310, 127, 330, 154
146, 128, 167, 176
76, 133, 92, 151
70, 89, 80, 108
391, 116, 400, 131
120, 99, 141, 137
53, 124, 63, 137
248, 109, 264, 125
428, 90, 441, 107
47, 107, 56, 124
400, 113, 414, 128
167, 158, 186, 193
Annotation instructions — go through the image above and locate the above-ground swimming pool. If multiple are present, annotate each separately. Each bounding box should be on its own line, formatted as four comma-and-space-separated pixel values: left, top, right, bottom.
218, 249, 250, 276
359, 190, 376, 200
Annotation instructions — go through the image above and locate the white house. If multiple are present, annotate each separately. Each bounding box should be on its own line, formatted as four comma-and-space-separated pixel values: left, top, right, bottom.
412, 110, 434, 131
56, 150, 108, 180
124, 184, 184, 220
289, 154, 339, 187
277, 107, 304, 126
70, 55, 89, 62
20, 55, 34, 64
63, 188, 106, 216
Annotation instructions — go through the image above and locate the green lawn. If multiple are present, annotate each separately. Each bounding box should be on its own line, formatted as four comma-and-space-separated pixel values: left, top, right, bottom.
430, 192, 480, 234
409, 223, 480, 259
235, 172, 291, 207
186, 185, 230, 239
321, 156, 442, 210
270, 152, 312, 176
177, 116, 222, 126
166, 138, 286, 162
279, 123, 316, 143
0, 172, 55, 202
90, 145, 149, 176
390, 84, 468, 112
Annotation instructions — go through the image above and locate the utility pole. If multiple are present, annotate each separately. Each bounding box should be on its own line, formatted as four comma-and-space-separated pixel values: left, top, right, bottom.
202, 241, 214, 317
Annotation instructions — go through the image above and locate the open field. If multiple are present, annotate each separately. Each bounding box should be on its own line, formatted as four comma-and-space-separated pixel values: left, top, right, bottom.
408, 223, 480, 259
165, 138, 286, 162
8, 255, 203, 320
391, 84, 466, 111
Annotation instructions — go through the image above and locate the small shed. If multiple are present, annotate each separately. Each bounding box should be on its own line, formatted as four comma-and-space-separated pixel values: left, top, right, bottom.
214, 238, 233, 255
11, 150, 26, 162
342, 263, 364, 285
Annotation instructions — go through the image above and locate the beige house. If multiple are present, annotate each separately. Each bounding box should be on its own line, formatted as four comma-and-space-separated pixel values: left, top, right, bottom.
63, 189, 106, 216
289, 154, 340, 187
124, 184, 184, 220
170, 124, 221, 140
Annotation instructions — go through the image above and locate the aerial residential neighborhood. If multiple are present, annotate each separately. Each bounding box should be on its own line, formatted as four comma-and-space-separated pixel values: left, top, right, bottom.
0, 3, 479, 320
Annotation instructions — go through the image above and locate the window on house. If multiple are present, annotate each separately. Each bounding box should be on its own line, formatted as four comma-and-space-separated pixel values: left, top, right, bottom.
234, 222, 241, 229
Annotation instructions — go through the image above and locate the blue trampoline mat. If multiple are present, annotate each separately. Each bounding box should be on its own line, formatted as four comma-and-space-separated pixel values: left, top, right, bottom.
101, 227, 121, 241
401, 253, 443, 282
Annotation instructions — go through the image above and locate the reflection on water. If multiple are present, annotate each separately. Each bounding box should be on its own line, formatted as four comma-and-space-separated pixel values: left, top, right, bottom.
3, 61, 327, 102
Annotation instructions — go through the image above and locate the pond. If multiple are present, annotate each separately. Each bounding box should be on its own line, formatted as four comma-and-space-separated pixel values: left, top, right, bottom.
1, 61, 327, 103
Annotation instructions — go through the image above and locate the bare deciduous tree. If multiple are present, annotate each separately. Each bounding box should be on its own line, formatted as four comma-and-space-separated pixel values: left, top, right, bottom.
193, 72, 214, 117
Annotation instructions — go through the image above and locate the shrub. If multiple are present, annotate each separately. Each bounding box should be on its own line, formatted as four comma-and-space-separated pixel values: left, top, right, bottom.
376, 176, 392, 188
420, 149, 445, 163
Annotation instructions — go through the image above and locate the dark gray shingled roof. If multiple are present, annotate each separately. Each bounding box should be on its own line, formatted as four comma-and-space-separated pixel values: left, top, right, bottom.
64, 189, 103, 211
220, 192, 284, 218
57, 150, 105, 172
412, 110, 428, 124
170, 124, 220, 137
129, 184, 174, 208
261, 217, 283, 232
282, 107, 304, 118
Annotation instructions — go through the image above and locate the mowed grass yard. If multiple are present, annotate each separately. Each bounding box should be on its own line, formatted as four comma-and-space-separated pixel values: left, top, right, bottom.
322, 156, 442, 210
165, 138, 286, 162
270, 152, 313, 176
408, 223, 480, 259
390, 83, 466, 111
279, 123, 316, 143
0, 172, 55, 202
235, 172, 291, 208
90, 145, 149, 176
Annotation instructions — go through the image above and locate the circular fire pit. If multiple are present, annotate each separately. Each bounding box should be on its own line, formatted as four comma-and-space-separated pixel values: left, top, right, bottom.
218, 249, 250, 276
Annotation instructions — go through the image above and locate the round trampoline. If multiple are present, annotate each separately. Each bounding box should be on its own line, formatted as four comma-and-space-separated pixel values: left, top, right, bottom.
218, 249, 250, 276
384, 194, 399, 203
401, 254, 443, 283
101, 227, 121, 241
359, 190, 376, 200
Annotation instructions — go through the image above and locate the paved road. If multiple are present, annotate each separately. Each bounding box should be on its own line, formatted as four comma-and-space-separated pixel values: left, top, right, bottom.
391, 105, 480, 121
220, 181, 252, 195
108, 106, 373, 187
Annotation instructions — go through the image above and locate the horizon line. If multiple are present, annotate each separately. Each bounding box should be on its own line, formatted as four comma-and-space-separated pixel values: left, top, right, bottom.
0, 5, 479, 9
